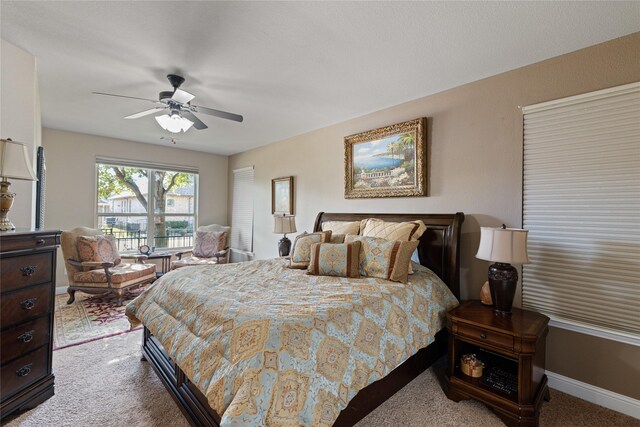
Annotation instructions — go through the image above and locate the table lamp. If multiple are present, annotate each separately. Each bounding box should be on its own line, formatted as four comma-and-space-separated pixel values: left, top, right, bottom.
475, 224, 530, 315
0, 139, 37, 231
274, 214, 296, 257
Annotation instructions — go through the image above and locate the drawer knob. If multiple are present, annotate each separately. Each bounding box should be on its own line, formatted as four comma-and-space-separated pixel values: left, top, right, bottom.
20, 298, 38, 310
16, 364, 33, 377
20, 265, 38, 277
36, 239, 46, 245
17, 330, 34, 343
480, 333, 487, 339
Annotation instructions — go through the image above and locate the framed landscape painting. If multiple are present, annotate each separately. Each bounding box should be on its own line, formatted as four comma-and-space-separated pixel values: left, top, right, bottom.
272, 176, 294, 215
344, 117, 426, 199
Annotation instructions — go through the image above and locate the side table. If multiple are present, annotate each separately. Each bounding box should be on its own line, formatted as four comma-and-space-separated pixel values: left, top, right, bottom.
444, 300, 550, 426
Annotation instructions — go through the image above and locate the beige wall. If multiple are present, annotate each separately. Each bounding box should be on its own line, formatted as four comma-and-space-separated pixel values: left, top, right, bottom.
229, 33, 640, 398
42, 128, 228, 286
1, 39, 41, 228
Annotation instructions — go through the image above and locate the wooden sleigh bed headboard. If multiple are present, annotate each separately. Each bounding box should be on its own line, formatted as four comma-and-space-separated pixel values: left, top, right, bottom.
314, 212, 465, 299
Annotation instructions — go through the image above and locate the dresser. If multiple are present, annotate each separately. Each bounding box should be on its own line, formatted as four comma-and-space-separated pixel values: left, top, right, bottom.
1, 229, 60, 419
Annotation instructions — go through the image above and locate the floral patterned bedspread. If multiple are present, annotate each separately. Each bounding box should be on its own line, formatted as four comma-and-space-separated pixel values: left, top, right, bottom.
126, 258, 458, 426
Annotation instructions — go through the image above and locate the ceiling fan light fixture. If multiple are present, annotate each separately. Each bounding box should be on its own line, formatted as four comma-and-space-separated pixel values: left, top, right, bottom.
155, 113, 194, 133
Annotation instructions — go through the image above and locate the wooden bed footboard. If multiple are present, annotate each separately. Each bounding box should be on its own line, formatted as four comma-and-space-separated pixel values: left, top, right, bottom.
142, 327, 448, 427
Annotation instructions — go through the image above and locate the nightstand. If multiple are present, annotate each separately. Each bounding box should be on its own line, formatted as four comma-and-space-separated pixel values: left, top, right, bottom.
444, 300, 550, 427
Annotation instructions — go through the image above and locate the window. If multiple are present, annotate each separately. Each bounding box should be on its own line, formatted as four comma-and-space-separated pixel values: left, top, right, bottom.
522, 82, 640, 340
96, 160, 198, 252
230, 166, 254, 261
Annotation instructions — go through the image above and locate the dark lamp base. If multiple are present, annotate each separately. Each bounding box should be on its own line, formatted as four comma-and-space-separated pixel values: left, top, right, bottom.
488, 262, 518, 315
278, 235, 292, 257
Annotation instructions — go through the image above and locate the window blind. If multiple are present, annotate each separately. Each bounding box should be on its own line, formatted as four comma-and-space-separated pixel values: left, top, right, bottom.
230, 166, 254, 253
522, 82, 640, 336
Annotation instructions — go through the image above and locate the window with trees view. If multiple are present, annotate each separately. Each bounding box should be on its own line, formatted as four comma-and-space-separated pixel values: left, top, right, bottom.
96, 162, 198, 252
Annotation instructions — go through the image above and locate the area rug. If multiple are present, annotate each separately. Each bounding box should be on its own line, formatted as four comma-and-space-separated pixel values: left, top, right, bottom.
53, 287, 145, 350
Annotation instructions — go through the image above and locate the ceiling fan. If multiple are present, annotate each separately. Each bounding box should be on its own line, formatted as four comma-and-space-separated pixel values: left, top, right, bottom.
93, 74, 243, 133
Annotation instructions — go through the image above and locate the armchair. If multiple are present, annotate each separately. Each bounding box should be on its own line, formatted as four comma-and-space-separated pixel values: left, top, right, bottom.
61, 227, 156, 305
170, 224, 230, 270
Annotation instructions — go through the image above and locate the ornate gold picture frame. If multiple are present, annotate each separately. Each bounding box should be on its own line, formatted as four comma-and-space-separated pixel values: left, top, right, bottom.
344, 117, 426, 199
272, 176, 294, 215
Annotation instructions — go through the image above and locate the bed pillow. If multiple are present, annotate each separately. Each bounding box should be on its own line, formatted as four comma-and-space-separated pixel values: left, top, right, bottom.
77, 235, 121, 268
321, 220, 360, 235
307, 241, 361, 278
289, 231, 332, 269
193, 231, 227, 257
345, 235, 419, 283
359, 218, 427, 242
330, 234, 346, 244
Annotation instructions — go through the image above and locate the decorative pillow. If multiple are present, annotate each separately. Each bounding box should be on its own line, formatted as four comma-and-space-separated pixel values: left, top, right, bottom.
77, 235, 121, 267
289, 231, 332, 269
345, 235, 419, 283
193, 231, 227, 257
307, 241, 361, 278
330, 234, 346, 244
321, 221, 360, 235
359, 218, 427, 242
359, 218, 427, 274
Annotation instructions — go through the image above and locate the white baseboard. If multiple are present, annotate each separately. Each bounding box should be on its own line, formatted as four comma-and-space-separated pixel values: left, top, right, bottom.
55, 286, 67, 295
547, 371, 640, 419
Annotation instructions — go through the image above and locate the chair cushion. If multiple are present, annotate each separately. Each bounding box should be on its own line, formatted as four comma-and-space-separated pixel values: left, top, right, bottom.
76, 235, 121, 268
193, 231, 227, 257
171, 256, 227, 270
344, 235, 419, 283
307, 241, 361, 278
73, 262, 155, 285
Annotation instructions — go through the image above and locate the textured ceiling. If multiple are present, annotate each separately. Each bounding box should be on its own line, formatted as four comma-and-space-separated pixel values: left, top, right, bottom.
2, 1, 639, 155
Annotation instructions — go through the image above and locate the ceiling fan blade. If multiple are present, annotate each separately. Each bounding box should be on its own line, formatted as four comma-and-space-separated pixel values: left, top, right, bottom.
191, 105, 243, 123
182, 111, 208, 130
92, 92, 160, 104
172, 88, 195, 104
124, 107, 166, 119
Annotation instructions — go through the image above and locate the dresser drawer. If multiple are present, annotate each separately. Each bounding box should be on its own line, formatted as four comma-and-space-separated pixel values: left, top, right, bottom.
457, 322, 514, 351
0, 345, 48, 399
0, 284, 52, 330
1, 252, 53, 293
0, 234, 59, 253
0, 316, 51, 362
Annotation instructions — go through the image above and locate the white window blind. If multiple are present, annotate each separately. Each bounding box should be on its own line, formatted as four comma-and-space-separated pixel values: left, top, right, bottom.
522, 82, 640, 336
230, 166, 254, 253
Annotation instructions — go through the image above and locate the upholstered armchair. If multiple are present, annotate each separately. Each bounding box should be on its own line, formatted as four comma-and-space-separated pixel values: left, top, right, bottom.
170, 224, 230, 270
61, 227, 156, 305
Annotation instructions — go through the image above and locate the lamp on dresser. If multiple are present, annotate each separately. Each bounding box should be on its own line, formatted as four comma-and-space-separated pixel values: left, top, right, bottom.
274, 214, 296, 257
0, 138, 38, 231
475, 224, 530, 315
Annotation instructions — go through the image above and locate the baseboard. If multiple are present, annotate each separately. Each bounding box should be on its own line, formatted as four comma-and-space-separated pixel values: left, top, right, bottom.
55, 286, 67, 295
546, 371, 640, 419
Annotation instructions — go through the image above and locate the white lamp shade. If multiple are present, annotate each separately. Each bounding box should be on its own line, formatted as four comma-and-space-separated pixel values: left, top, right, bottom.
0, 139, 37, 181
274, 215, 297, 234
155, 114, 194, 133
476, 226, 530, 264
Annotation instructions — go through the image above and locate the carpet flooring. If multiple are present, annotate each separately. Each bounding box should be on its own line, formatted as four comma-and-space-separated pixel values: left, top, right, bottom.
3, 330, 638, 427
53, 288, 144, 350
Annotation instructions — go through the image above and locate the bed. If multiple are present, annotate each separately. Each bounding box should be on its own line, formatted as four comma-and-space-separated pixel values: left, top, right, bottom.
127, 212, 464, 426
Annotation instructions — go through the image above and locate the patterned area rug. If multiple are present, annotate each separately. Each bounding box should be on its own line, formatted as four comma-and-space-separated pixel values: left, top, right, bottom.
53, 288, 145, 350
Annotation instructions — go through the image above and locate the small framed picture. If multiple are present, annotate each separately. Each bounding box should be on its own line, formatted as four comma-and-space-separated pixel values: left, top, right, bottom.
272, 176, 294, 215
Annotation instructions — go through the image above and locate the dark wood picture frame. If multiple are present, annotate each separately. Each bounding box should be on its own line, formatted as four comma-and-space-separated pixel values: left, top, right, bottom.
271, 176, 294, 215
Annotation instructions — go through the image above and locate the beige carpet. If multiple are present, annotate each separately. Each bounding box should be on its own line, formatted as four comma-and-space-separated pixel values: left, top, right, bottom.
3, 330, 638, 427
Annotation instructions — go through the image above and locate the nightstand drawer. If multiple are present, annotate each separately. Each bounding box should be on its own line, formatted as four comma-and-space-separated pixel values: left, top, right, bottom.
457, 323, 513, 351
1, 252, 54, 292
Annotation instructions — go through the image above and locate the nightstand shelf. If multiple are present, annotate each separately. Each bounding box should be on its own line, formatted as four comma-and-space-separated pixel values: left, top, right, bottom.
444, 300, 550, 427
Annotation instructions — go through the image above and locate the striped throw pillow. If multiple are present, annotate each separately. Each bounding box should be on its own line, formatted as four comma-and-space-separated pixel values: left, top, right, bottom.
307, 241, 361, 278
